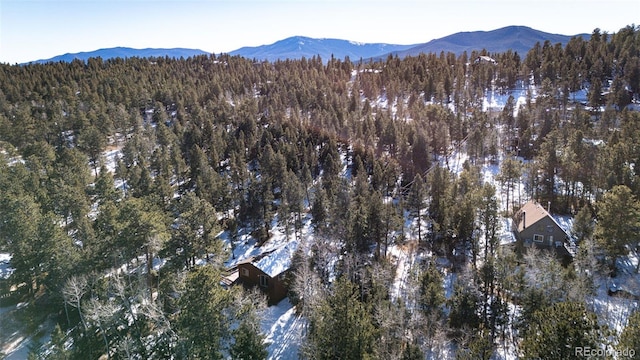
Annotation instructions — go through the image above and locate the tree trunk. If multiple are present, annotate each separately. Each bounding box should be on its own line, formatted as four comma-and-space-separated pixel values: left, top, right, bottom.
146, 246, 153, 292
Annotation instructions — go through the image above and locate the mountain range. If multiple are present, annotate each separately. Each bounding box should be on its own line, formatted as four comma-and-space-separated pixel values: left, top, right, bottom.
31, 47, 210, 64
30, 26, 588, 64
392, 25, 587, 58
228, 37, 417, 62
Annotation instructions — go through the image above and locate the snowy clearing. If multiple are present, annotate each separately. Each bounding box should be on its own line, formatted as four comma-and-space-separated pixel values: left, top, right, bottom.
261, 298, 306, 360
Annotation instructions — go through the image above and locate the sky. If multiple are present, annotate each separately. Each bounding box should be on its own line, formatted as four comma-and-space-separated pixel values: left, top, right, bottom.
0, 0, 638, 64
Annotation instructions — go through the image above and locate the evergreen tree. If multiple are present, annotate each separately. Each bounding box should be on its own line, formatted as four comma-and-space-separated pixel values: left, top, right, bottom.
496, 156, 521, 215
520, 302, 604, 360
117, 197, 169, 289
401, 343, 424, 360
44, 324, 72, 360
618, 310, 640, 355
536, 130, 559, 206
310, 186, 328, 234
448, 279, 481, 333
230, 318, 269, 360
419, 260, 445, 317
166, 192, 222, 269
176, 266, 233, 360
408, 173, 426, 243
456, 327, 493, 360
572, 205, 594, 244
93, 165, 120, 205
595, 185, 640, 274
305, 277, 376, 360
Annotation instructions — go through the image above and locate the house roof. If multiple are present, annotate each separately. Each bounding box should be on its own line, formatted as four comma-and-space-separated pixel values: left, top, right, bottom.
475, 55, 497, 64
514, 200, 567, 236
253, 240, 299, 278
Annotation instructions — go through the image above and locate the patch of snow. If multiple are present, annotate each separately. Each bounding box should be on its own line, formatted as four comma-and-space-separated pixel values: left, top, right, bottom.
482, 88, 529, 115
388, 243, 417, 300
261, 298, 306, 360
152, 257, 167, 271
443, 270, 456, 300
0, 253, 14, 279
583, 138, 604, 146
3, 315, 55, 360
499, 218, 516, 245
569, 89, 589, 104
340, 146, 351, 180
591, 276, 639, 335
441, 150, 469, 176
102, 148, 122, 174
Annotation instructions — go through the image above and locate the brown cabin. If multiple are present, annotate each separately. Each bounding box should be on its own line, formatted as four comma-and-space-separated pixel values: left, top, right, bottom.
512, 200, 572, 260
222, 241, 298, 305
236, 260, 289, 305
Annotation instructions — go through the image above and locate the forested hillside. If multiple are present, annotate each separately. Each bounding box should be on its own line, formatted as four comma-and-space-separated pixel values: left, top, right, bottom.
0, 25, 639, 359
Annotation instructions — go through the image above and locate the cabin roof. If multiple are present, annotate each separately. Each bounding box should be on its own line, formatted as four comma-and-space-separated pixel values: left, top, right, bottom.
253, 240, 299, 277
514, 200, 567, 236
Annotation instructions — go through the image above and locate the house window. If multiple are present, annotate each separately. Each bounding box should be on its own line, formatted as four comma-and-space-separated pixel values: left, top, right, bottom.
533, 234, 544, 242
240, 267, 249, 277
547, 225, 554, 233
259, 275, 269, 288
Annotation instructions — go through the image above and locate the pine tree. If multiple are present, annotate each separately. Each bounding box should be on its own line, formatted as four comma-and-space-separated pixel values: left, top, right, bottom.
93, 165, 119, 205
117, 197, 169, 288
419, 260, 445, 317
401, 343, 424, 360
305, 277, 377, 359
496, 156, 521, 215
310, 186, 328, 234
456, 327, 493, 360
448, 278, 481, 333
230, 318, 269, 360
408, 173, 426, 243
167, 193, 222, 269
595, 185, 640, 274
618, 310, 640, 355
536, 131, 559, 206
572, 205, 594, 244
176, 266, 233, 360
520, 302, 604, 360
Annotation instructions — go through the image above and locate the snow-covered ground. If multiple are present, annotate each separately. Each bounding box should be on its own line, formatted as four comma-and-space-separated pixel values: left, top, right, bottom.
591, 260, 640, 337
0, 253, 14, 279
388, 241, 419, 300
482, 88, 530, 116
102, 147, 122, 174
1, 304, 54, 360
260, 298, 306, 360
498, 218, 516, 245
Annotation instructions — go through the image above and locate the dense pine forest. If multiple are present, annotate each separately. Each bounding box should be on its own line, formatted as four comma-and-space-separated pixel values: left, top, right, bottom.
1, 25, 640, 359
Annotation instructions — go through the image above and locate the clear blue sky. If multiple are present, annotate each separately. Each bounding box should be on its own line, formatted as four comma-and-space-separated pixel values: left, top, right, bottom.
0, 0, 637, 64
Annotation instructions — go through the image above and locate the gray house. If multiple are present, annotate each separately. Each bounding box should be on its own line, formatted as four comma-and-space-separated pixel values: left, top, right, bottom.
512, 201, 572, 260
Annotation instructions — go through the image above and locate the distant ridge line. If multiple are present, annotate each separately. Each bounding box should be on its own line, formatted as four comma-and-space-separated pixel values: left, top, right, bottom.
26, 25, 590, 64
